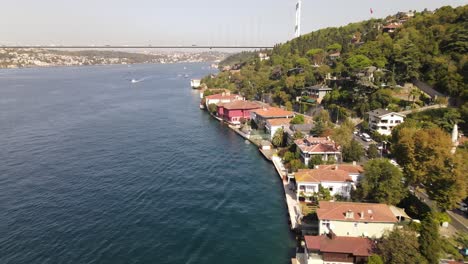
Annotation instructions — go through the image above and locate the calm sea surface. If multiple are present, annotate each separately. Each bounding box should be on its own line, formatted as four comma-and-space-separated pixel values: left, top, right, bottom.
0, 63, 294, 264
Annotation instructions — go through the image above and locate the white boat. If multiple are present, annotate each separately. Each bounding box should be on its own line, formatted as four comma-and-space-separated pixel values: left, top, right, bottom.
131, 79, 137, 83
190, 79, 201, 89
184, 74, 189, 78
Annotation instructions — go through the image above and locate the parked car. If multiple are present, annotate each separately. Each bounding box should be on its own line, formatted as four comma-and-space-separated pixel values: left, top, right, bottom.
361, 133, 372, 142
459, 202, 468, 212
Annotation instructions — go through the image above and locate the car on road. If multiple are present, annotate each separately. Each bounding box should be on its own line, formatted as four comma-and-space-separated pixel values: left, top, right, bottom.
361, 133, 372, 142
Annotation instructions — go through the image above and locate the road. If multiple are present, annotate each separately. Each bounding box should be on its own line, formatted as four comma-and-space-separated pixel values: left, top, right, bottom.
416, 190, 468, 233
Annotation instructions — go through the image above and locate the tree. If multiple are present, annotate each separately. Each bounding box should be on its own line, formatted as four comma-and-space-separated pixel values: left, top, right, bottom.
345, 54, 372, 71
289, 159, 303, 172
419, 214, 442, 264
290, 114, 305, 124
392, 126, 467, 209
283, 151, 295, 163
342, 139, 364, 162
285, 101, 293, 111
293, 131, 304, 140
378, 228, 427, 264
308, 155, 323, 168
355, 159, 406, 205
208, 103, 217, 114
367, 144, 380, 159
368, 255, 384, 264
272, 128, 285, 147
317, 185, 332, 201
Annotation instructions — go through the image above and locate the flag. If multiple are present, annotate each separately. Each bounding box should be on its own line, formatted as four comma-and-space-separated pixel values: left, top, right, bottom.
370, 8, 374, 14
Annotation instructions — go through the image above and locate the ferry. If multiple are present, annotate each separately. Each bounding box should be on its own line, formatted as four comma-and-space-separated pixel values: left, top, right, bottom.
190, 79, 201, 89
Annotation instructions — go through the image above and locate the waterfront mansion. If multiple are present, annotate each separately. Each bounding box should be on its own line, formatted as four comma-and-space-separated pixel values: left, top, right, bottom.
316, 201, 410, 238
294, 164, 363, 200
294, 136, 341, 165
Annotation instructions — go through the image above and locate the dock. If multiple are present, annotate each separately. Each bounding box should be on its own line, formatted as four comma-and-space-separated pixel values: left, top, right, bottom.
272, 156, 301, 230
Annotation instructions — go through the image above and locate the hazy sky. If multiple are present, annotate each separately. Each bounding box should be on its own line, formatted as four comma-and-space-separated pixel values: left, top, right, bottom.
1, 0, 466, 46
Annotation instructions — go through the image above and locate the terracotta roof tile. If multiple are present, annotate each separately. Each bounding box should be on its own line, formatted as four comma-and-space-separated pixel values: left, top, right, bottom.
316, 201, 397, 223
266, 118, 292, 127
222, 100, 261, 110
305, 235, 373, 256
251, 107, 294, 118
295, 169, 352, 183
294, 137, 340, 153
318, 164, 364, 174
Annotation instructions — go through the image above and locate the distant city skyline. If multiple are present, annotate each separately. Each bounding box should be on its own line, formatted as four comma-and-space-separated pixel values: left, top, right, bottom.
1, 0, 467, 46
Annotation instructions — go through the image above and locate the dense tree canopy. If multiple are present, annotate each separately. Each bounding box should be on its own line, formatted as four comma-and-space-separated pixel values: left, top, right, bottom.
353, 158, 406, 205
392, 126, 467, 209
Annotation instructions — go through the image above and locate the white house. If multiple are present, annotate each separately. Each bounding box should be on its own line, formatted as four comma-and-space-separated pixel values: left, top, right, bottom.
294, 136, 341, 165
265, 118, 291, 140
295, 168, 355, 200
316, 201, 409, 238
204, 93, 243, 108
316, 164, 364, 182
250, 107, 294, 129
304, 85, 333, 104
368, 109, 405, 136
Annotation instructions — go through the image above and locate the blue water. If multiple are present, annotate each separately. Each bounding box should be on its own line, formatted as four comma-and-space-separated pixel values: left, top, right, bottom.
0, 64, 295, 264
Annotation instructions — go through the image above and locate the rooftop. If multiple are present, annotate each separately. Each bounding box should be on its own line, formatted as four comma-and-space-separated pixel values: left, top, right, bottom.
295, 169, 352, 183
316, 201, 398, 223
266, 118, 292, 127
317, 164, 364, 174
221, 100, 261, 110
305, 235, 373, 257
368, 108, 405, 118
413, 80, 445, 98
306, 85, 333, 91
251, 107, 294, 118
294, 136, 340, 154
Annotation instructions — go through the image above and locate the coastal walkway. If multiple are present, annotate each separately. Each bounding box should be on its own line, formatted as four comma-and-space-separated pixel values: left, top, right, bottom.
272, 156, 301, 230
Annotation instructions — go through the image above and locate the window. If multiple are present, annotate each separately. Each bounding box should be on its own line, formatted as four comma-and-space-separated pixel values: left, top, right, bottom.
329, 187, 334, 192
354, 222, 358, 227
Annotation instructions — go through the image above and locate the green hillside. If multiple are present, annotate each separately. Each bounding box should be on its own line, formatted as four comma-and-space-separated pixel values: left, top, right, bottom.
203, 5, 467, 130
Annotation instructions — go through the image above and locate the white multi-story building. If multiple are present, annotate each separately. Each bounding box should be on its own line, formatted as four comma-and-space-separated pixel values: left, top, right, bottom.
368, 109, 405, 136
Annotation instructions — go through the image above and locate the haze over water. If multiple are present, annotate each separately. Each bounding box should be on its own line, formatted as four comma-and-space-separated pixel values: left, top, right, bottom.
0, 64, 294, 264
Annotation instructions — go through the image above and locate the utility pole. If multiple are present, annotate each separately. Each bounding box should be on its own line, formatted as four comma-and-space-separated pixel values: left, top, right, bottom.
295, 0, 302, 38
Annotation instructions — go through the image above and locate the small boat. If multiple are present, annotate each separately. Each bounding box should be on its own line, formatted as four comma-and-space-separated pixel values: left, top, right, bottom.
190, 79, 201, 89
184, 74, 189, 78
199, 104, 205, 109
131, 79, 137, 83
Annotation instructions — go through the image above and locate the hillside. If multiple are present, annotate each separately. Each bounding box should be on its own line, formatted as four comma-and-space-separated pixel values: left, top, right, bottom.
203, 5, 467, 131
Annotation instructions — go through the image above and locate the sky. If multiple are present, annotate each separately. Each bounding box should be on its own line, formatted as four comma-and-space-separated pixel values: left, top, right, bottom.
1, 0, 467, 46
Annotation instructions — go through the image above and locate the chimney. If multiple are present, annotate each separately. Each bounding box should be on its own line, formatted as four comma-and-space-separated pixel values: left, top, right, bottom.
345, 210, 354, 219
360, 211, 365, 219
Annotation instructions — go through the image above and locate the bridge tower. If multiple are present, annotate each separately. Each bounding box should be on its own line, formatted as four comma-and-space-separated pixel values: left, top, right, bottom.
295, 0, 302, 38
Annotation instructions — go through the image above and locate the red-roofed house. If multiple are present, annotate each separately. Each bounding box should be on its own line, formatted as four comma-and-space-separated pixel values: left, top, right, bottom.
250, 107, 294, 129
295, 136, 341, 165
304, 234, 373, 264
204, 93, 243, 108
217, 101, 262, 124
316, 164, 364, 182
316, 201, 404, 238
295, 168, 355, 200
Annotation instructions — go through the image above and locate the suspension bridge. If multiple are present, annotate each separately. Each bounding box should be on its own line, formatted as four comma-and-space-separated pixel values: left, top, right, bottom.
1, 1, 303, 50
